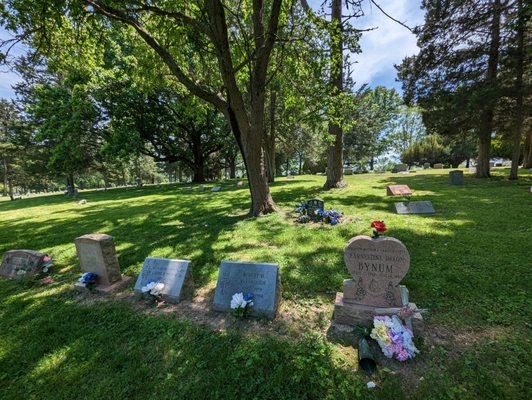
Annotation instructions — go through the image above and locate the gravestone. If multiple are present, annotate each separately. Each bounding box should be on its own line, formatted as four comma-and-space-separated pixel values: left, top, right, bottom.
449, 170, 464, 185
333, 235, 423, 330
236, 181, 244, 188
213, 261, 280, 319
386, 185, 412, 197
394, 201, 435, 215
468, 166, 476, 174
489, 161, 495, 167
211, 186, 222, 192
286, 175, 295, 180
134, 257, 193, 303
392, 164, 408, 173
433, 163, 443, 169
306, 198, 324, 217
0, 250, 47, 279
343, 167, 353, 175
198, 185, 205, 192
423, 162, 430, 169
74, 233, 132, 293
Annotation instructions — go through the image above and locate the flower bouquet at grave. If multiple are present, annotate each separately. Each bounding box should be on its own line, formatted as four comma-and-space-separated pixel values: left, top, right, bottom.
316, 209, 343, 225
141, 281, 165, 306
230, 292, 254, 319
77, 272, 98, 290
41, 255, 53, 274
370, 315, 419, 361
370, 220, 387, 238
294, 202, 343, 225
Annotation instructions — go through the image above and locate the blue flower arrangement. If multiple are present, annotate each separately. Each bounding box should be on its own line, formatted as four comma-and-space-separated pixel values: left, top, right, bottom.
78, 272, 98, 289
295, 203, 343, 226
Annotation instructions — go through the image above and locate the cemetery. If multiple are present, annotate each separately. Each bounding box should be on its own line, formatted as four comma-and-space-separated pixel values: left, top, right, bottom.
1, 169, 530, 399
0, 1, 530, 399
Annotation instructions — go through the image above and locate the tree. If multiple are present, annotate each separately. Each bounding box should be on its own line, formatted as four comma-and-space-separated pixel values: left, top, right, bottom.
0, 99, 18, 199
386, 106, 426, 157
344, 87, 401, 169
397, 0, 508, 178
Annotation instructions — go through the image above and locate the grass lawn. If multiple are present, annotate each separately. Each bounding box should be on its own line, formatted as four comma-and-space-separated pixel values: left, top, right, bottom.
0, 169, 530, 399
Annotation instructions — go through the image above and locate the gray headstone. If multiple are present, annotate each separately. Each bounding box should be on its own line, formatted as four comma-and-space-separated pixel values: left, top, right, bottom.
75, 233, 122, 287
433, 163, 443, 169
134, 257, 193, 303
306, 198, 324, 217
423, 162, 431, 169
395, 201, 436, 215
392, 163, 408, 173
211, 186, 222, 192
343, 167, 353, 175
213, 261, 280, 319
0, 250, 46, 279
449, 170, 464, 185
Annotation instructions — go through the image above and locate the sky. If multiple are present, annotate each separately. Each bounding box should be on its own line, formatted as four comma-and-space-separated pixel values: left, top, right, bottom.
0, 0, 424, 99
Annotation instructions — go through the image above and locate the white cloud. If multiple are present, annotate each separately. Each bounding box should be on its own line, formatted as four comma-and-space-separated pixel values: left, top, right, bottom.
349, 0, 424, 90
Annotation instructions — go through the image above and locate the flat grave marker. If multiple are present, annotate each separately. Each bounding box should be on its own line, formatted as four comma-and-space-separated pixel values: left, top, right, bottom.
213, 261, 280, 319
386, 184, 412, 197
134, 257, 193, 303
394, 201, 435, 215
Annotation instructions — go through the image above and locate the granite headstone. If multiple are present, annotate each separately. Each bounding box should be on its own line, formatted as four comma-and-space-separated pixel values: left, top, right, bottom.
213, 261, 280, 319
0, 250, 47, 279
134, 257, 193, 303
74, 233, 132, 292
306, 198, 324, 217
449, 170, 464, 185
433, 163, 443, 169
392, 164, 408, 173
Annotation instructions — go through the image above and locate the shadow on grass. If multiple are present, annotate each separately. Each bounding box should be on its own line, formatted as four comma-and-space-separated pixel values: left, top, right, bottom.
0, 288, 364, 400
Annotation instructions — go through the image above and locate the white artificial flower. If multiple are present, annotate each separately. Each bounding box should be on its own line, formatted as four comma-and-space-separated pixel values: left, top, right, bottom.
367, 381, 376, 389
230, 292, 245, 309
150, 282, 165, 296
141, 281, 156, 293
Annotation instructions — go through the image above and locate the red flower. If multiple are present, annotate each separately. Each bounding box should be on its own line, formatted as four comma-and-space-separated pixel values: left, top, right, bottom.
371, 220, 387, 233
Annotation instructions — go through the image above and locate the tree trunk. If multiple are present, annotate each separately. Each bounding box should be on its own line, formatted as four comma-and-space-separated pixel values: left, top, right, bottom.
264, 89, 277, 183
324, 0, 345, 189
66, 173, 76, 196
192, 165, 206, 183
370, 157, 374, 171
7, 175, 13, 201
524, 132, 532, 168
285, 157, 290, 176
476, 0, 501, 178
509, 0, 525, 180
2, 157, 7, 197
228, 155, 236, 179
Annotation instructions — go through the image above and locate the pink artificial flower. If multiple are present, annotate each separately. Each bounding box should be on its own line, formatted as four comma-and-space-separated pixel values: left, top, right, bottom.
41, 277, 55, 285
43, 255, 51, 262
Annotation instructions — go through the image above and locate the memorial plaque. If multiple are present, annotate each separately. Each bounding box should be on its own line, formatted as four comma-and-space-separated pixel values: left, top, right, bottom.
386, 185, 412, 197
394, 201, 435, 215
213, 261, 280, 319
343, 236, 409, 307
134, 257, 193, 303
75, 233, 122, 286
0, 250, 46, 279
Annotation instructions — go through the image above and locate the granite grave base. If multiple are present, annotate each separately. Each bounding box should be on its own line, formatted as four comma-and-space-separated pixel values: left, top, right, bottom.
75, 275, 133, 294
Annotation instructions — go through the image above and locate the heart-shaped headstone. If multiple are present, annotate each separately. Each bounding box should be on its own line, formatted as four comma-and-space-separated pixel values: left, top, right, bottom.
343, 235, 410, 307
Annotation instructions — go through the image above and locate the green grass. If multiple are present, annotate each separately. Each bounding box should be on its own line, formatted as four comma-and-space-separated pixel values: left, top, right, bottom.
1, 169, 531, 399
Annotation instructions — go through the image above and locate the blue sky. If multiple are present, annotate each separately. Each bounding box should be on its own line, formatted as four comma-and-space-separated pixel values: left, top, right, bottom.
0, 1, 424, 99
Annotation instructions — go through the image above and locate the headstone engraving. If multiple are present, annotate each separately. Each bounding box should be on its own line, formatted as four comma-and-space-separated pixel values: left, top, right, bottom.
74, 233, 131, 292
213, 261, 280, 319
394, 201, 435, 215
433, 163, 443, 169
386, 185, 412, 197
333, 236, 423, 331
343, 236, 409, 307
449, 170, 464, 185
0, 250, 47, 279
134, 257, 193, 303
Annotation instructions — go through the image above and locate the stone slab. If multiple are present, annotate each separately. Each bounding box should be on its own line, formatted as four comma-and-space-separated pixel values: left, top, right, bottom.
333, 292, 423, 332
386, 184, 412, 197
74, 233, 122, 286
394, 201, 435, 215
213, 261, 280, 319
134, 257, 193, 304
344, 236, 410, 307
0, 250, 47, 279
